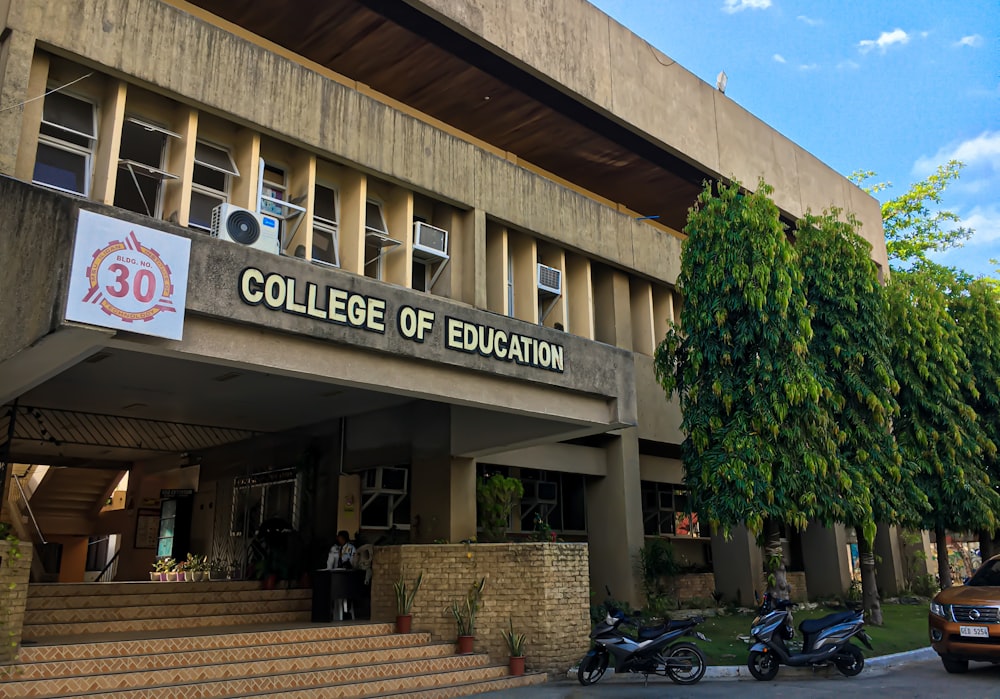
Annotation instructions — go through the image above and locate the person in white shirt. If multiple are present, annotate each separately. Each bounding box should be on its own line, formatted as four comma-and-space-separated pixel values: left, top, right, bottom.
326, 530, 356, 570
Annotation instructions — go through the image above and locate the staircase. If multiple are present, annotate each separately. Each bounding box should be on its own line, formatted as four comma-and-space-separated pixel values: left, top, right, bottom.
27, 467, 124, 537
4, 582, 546, 698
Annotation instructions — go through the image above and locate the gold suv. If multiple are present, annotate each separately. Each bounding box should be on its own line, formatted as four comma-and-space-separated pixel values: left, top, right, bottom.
929, 553, 1000, 673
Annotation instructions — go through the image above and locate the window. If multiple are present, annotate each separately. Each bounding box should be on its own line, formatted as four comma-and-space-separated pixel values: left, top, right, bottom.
412, 217, 450, 293
641, 482, 700, 537
114, 116, 180, 217
230, 468, 300, 537
190, 140, 238, 231
360, 466, 410, 530
506, 253, 515, 317
364, 199, 398, 280
519, 470, 587, 534
312, 184, 340, 267
33, 91, 96, 196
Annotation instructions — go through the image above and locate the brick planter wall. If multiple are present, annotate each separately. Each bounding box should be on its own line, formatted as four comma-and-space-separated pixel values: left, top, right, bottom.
372, 543, 590, 674
0, 539, 32, 664
673, 572, 716, 602
787, 571, 808, 602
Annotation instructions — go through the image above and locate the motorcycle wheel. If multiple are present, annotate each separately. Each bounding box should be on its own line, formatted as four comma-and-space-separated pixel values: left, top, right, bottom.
663, 641, 707, 685
577, 650, 609, 686
835, 644, 865, 677
747, 649, 780, 681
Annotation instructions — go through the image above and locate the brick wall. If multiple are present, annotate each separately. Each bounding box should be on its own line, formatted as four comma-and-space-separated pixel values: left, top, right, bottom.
372, 543, 590, 674
673, 573, 716, 603
787, 571, 808, 602
0, 539, 32, 664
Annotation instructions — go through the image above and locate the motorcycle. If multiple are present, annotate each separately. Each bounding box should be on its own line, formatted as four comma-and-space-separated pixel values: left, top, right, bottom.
577, 598, 710, 686
745, 592, 873, 681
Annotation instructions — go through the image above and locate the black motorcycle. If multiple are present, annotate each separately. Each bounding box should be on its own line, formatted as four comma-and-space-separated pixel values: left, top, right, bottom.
577, 604, 709, 686
745, 592, 873, 680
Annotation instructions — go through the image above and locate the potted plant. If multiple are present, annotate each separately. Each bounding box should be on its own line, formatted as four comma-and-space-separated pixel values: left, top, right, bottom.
157, 557, 176, 582
150, 559, 166, 582
184, 553, 205, 581
175, 559, 188, 582
393, 570, 423, 633
450, 577, 486, 654
501, 618, 527, 676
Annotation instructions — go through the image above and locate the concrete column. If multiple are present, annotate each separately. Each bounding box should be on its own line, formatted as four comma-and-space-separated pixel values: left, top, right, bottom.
565, 253, 594, 339
801, 522, 852, 598
508, 229, 537, 323
466, 208, 487, 309
383, 186, 414, 288
11, 48, 48, 180
91, 78, 127, 205
485, 222, 507, 314
629, 277, 654, 355
338, 169, 367, 275
874, 524, 905, 596
162, 105, 197, 227
585, 427, 645, 606
711, 525, 764, 607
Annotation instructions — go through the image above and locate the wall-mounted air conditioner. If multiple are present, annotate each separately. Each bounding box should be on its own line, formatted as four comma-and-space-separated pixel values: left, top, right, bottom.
211, 203, 280, 254
362, 466, 409, 495
537, 263, 562, 297
412, 222, 449, 262
523, 479, 558, 505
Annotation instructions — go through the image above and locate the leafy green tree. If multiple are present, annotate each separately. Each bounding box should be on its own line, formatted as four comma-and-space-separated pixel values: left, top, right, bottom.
885, 272, 1000, 587
476, 474, 523, 542
796, 210, 927, 623
948, 280, 1000, 559
850, 160, 971, 274
655, 179, 841, 599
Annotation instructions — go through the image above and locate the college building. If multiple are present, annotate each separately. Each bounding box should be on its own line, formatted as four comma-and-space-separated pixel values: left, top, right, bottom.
0, 0, 913, 688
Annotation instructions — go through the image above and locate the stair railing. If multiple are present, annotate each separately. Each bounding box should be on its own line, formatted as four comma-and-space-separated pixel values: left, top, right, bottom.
12, 473, 47, 545
95, 550, 120, 583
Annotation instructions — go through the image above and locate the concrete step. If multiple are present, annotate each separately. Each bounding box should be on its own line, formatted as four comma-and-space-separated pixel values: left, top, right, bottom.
14, 635, 440, 679
22, 610, 315, 639
3, 646, 481, 697
55, 665, 515, 699
26, 581, 264, 597
26, 587, 311, 610
25, 598, 310, 625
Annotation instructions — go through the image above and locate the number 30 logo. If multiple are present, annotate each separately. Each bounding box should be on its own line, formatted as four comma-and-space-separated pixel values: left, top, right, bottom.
81, 230, 177, 323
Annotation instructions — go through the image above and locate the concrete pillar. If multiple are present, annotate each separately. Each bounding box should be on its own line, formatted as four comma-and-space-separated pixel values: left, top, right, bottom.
711, 525, 763, 607
801, 522, 852, 598
585, 427, 645, 606
874, 524, 905, 596
408, 404, 475, 544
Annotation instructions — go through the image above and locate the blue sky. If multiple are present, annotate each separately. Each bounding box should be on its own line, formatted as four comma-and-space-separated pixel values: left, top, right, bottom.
589, 0, 999, 278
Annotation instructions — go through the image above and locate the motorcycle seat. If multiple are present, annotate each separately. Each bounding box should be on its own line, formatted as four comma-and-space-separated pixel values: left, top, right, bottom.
798, 611, 858, 634
637, 619, 695, 640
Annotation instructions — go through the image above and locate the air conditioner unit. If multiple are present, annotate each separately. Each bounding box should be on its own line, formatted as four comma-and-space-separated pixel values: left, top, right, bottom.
211, 203, 280, 254
537, 263, 562, 296
524, 480, 558, 505
412, 222, 449, 262
362, 466, 409, 495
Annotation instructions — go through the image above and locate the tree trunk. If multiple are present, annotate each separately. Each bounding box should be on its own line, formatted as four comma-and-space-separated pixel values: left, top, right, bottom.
855, 526, 883, 626
980, 530, 998, 562
763, 520, 792, 601
935, 526, 952, 589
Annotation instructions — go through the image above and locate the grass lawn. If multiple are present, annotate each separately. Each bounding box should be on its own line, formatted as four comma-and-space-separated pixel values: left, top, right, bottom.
692, 602, 929, 665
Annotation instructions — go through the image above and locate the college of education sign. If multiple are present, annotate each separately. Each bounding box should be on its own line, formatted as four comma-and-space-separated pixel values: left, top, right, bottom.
66, 211, 191, 340
238, 266, 565, 373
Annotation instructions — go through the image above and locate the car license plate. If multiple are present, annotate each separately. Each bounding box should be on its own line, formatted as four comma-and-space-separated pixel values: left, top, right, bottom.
959, 626, 989, 638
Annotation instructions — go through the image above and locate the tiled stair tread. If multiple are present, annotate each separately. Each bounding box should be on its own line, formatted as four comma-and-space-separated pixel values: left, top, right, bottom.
0, 650, 492, 696
30, 660, 509, 699
23, 611, 315, 637
27, 588, 312, 610
384, 672, 548, 698
27, 582, 266, 597
25, 599, 311, 624
12, 640, 451, 679
19, 622, 397, 657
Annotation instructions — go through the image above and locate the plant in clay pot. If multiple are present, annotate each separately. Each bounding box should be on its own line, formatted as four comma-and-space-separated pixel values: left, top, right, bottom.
501, 617, 527, 676
450, 577, 486, 654
393, 570, 423, 634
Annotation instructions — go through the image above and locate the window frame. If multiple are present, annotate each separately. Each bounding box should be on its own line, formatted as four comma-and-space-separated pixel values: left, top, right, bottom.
32, 90, 97, 197
114, 114, 181, 218
311, 182, 341, 267
189, 139, 237, 231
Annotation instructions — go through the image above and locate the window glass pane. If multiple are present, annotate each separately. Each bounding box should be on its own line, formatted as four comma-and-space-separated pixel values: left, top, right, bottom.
312, 227, 338, 265
260, 163, 285, 216
365, 200, 387, 233
194, 141, 238, 175
40, 122, 90, 148
363, 494, 390, 528
33, 142, 87, 194
193, 163, 227, 192
114, 168, 160, 216
119, 120, 165, 167
190, 190, 224, 229
42, 91, 95, 138
393, 493, 410, 528
315, 185, 338, 223
411, 260, 427, 291
563, 474, 587, 531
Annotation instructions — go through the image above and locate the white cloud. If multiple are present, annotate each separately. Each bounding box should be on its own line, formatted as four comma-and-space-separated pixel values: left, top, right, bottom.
858, 28, 910, 54
914, 132, 1000, 175
955, 34, 983, 48
722, 0, 772, 14
837, 60, 860, 70
797, 15, 822, 26
962, 205, 1000, 243
772, 53, 786, 63
799, 63, 819, 71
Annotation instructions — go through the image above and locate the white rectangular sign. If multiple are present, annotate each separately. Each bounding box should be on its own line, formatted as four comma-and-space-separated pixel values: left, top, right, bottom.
65, 210, 191, 340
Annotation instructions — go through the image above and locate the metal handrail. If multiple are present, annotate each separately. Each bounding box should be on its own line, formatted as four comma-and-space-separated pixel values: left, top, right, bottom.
95, 550, 120, 583
13, 474, 47, 545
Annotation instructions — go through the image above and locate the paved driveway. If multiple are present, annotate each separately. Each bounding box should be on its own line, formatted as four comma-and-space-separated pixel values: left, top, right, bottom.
474, 659, 1000, 698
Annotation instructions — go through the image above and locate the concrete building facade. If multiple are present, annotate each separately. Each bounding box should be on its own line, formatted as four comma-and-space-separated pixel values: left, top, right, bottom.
1, 0, 890, 617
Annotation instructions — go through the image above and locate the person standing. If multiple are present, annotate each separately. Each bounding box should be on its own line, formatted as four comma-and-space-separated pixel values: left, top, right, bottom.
326, 530, 356, 570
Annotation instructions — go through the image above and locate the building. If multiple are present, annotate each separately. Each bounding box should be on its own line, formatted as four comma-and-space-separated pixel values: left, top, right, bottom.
0, 0, 904, 644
